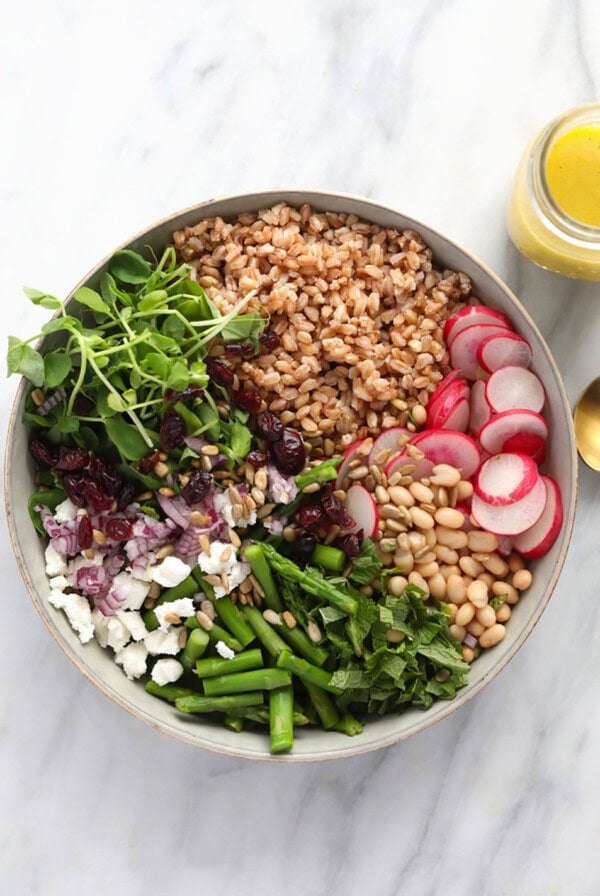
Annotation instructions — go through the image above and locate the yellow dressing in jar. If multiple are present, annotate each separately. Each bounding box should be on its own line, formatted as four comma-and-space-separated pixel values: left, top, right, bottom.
507, 105, 600, 280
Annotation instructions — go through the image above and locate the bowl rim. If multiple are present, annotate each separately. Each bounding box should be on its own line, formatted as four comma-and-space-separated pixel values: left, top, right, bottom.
4, 188, 578, 762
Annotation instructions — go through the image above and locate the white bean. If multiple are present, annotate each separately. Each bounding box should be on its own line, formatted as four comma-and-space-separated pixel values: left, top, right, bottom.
479, 624, 506, 648
467, 530, 499, 553
513, 569, 532, 591
467, 579, 489, 608
434, 507, 465, 529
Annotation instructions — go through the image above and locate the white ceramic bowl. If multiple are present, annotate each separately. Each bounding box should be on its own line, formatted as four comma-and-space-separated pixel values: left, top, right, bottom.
5, 190, 578, 761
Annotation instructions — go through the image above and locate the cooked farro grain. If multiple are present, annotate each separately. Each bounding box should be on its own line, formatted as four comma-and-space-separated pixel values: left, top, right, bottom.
173, 203, 472, 450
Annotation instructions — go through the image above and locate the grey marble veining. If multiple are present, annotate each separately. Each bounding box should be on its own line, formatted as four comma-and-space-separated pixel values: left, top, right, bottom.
2, 1, 600, 893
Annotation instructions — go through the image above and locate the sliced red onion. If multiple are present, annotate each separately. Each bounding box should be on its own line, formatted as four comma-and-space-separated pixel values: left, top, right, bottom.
183, 436, 209, 454
462, 633, 478, 649
36, 386, 67, 417
156, 493, 190, 530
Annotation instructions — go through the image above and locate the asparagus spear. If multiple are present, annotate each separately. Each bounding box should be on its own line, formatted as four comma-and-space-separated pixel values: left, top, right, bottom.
276, 650, 342, 695
243, 543, 283, 612
259, 544, 357, 616
304, 681, 340, 730
143, 574, 198, 631
278, 624, 329, 667
311, 543, 346, 573
241, 605, 289, 658
195, 649, 263, 679
175, 692, 264, 714
145, 681, 198, 703
202, 668, 292, 697
333, 713, 364, 737
224, 715, 244, 733
192, 568, 256, 647
294, 457, 342, 490
269, 685, 294, 754
227, 707, 311, 727
180, 628, 210, 671
185, 615, 243, 653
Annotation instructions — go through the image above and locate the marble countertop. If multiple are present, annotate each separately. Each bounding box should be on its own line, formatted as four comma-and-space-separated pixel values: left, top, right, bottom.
2, 1, 599, 893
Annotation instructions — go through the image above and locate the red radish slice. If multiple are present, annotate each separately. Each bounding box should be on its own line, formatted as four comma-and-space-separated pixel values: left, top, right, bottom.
468, 379, 491, 436
449, 323, 510, 380
427, 373, 470, 415
385, 452, 434, 481
426, 381, 470, 430
335, 439, 365, 488
439, 398, 470, 432
477, 331, 533, 373
512, 476, 563, 558
496, 535, 513, 556
410, 430, 481, 479
501, 431, 547, 465
479, 409, 548, 455
471, 476, 546, 535
345, 484, 379, 538
485, 366, 545, 414
368, 427, 410, 465
474, 453, 539, 506
455, 501, 474, 531
444, 304, 513, 347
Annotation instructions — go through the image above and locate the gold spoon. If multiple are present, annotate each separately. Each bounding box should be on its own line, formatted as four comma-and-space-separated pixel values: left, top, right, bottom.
574, 377, 600, 470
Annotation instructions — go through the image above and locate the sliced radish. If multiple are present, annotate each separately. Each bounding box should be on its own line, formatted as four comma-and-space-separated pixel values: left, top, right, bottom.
501, 431, 547, 465
477, 331, 533, 373
444, 304, 513, 347
455, 501, 474, 531
478, 409, 548, 455
468, 379, 491, 436
449, 323, 510, 380
410, 430, 481, 480
496, 535, 514, 556
385, 452, 434, 481
471, 476, 546, 535
345, 484, 379, 538
512, 476, 563, 558
335, 440, 365, 488
474, 453, 539, 506
485, 366, 545, 414
426, 380, 470, 431
440, 398, 470, 432
368, 427, 411, 465
428, 371, 468, 406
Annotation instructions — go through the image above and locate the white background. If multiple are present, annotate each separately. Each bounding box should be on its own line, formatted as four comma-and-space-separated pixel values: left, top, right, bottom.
2, 2, 600, 894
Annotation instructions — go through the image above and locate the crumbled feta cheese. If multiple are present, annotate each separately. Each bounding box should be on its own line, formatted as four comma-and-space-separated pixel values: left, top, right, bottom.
106, 617, 130, 652
110, 571, 151, 611
49, 574, 68, 591
151, 556, 191, 588
91, 609, 110, 648
45, 542, 67, 577
144, 628, 182, 656
49, 589, 94, 644
197, 541, 250, 597
214, 491, 257, 529
115, 642, 148, 680
116, 610, 147, 642
53, 498, 79, 523
151, 658, 184, 686
215, 640, 235, 660
153, 598, 196, 632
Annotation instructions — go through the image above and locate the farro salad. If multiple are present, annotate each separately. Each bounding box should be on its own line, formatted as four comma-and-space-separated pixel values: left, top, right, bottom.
9, 203, 563, 753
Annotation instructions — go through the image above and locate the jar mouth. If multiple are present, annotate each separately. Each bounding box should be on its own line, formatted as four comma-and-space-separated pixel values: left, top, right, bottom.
529, 104, 600, 246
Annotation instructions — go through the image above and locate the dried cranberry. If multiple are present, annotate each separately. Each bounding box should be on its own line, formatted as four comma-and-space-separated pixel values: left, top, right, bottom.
72, 394, 95, 416
29, 439, 57, 468
84, 481, 112, 512
78, 514, 93, 550
164, 386, 204, 405
181, 470, 212, 505
290, 533, 317, 568
269, 428, 306, 475
259, 330, 280, 351
225, 341, 255, 358
116, 483, 136, 511
105, 518, 133, 541
159, 410, 186, 452
232, 390, 262, 414
255, 411, 283, 443
246, 449, 268, 467
89, 455, 122, 496
321, 492, 356, 529
53, 446, 89, 471
336, 532, 362, 557
296, 500, 325, 529
206, 358, 234, 388
138, 450, 161, 475
61, 473, 87, 507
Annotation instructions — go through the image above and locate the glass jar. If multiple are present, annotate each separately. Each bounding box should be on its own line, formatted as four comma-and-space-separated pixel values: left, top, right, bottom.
507, 104, 600, 280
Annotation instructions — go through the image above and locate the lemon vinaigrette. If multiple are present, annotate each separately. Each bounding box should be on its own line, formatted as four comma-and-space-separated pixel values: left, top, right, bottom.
507, 105, 600, 280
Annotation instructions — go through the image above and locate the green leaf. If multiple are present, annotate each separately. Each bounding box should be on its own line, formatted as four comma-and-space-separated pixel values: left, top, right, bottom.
230, 422, 252, 459
28, 488, 66, 534
23, 287, 63, 310
104, 416, 153, 461
141, 353, 169, 379
162, 315, 186, 342
41, 316, 80, 335
349, 538, 383, 584
44, 350, 72, 389
53, 414, 79, 434
166, 360, 189, 390
490, 594, 507, 611
107, 392, 127, 412
138, 290, 169, 311
73, 287, 112, 316
7, 336, 45, 385
416, 642, 470, 675
109, 249, 152, 285
220, 313, 265, 344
